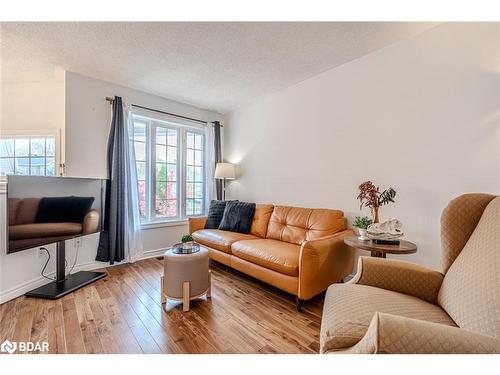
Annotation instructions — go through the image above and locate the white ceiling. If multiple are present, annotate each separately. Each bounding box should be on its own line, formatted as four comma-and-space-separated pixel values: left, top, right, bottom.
1, 22, 438, 113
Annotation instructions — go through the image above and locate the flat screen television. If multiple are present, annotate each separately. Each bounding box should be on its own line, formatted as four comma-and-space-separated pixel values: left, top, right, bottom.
5, 175, 107, 299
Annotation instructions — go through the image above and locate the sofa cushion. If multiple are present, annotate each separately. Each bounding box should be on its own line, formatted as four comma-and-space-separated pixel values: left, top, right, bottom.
231, 239, 300, 276
8, 198, 21, 225
192, 229, 258, 254
320, 284, 456, 353
15, 198, 40, 225
250, 204, 274, 238
9, 223, 83, 240
266, 206, 346, 245
438, 196, 500, 339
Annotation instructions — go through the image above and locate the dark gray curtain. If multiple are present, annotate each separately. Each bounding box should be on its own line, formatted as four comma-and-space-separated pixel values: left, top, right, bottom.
96, 96, 126, 264
214, 121, 223, 200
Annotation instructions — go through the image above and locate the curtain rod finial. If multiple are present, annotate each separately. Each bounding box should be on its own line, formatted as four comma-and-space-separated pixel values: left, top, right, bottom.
105, 96, 114, 103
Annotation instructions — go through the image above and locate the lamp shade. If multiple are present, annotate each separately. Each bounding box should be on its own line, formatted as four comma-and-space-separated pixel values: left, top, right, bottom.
214, 163, 236, 180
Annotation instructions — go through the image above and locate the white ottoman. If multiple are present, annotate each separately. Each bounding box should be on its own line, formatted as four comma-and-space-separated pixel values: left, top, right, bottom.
161, 246, 211, 311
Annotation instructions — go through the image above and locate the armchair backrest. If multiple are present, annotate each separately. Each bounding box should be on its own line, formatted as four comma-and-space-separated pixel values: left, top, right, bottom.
440, 193, 496, 273
438, 194, 500, 339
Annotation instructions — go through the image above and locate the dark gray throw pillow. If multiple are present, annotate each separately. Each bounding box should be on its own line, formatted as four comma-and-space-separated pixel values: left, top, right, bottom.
205, 200, 233, 229
218, 201, 256, 234
35, 196, 95, 223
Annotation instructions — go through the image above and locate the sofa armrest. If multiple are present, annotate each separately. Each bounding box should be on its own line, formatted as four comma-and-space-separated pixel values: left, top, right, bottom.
188, 216, 207, 234
82, 209, 99, 234
344, 312, 500, 354
349, 256, 444, 304
298, 229, 355, 300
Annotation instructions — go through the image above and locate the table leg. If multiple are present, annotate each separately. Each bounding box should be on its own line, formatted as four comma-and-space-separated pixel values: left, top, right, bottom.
183, 281, 190, 312
371, 250, 385, 258
207, 270, 212, 299
161, 275, 167, 304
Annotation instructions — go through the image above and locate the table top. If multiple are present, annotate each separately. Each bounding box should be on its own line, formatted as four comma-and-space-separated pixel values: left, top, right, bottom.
344, 236, 417, 255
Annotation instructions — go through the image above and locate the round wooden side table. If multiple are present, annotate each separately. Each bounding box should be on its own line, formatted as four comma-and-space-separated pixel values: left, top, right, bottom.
344, 236, 417, 258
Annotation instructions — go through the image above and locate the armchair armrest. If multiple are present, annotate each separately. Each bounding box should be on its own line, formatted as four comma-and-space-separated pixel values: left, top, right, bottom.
82, 209, 99, 234
349, 256, 444, 304
345, 312, 500, 354
188, 216, 207, 234
298, 229, 355, 300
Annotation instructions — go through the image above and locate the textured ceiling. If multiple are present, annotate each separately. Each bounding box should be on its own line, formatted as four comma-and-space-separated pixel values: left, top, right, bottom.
1, 22, 438, 113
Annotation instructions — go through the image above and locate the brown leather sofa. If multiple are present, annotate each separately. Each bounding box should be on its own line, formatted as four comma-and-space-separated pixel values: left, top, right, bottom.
189, 204, 355, 310
320, 193, 500, 353
8, 197, 99, 252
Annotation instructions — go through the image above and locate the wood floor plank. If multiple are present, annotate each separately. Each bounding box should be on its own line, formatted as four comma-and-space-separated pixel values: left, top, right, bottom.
0, 298, 19, 343
29, 299, 49, 354
47, 299, 67, 354
61, 294, 86, 353
0, 258, 323, 354
12, 297, 34, 343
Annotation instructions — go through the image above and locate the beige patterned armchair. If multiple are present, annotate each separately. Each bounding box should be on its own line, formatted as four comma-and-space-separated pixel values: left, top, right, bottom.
320, 193, 500, 354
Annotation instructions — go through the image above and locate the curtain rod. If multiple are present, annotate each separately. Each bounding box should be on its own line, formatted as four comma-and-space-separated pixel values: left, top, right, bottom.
105, 96, 222, 127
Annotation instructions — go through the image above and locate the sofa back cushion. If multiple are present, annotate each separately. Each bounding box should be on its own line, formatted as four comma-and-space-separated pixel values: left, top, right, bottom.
250, 204, 274, 238
266, 206, 346, 245
438, 196, 500, 339
15, 198, 41, 225
8, 198, 21, 225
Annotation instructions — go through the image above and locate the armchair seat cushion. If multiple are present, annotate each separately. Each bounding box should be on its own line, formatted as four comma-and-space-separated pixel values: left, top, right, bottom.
192, 229, 258, 254
320, 284, 456, 353
231, 239, 300, 276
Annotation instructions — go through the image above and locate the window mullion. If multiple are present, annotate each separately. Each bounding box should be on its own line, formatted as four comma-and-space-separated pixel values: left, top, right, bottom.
148, 122, 156, 223
180, 128, 186, 219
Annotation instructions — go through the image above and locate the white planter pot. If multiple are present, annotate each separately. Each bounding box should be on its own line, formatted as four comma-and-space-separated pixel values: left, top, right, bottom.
358, 228, 369, 241
182, 241, 193, 250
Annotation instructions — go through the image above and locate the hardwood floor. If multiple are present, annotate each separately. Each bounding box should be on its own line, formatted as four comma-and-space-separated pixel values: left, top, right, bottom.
0, 258, 324, 354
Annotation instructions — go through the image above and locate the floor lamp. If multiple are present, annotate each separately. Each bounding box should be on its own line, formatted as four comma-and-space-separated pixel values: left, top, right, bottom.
214, 162, 236, 200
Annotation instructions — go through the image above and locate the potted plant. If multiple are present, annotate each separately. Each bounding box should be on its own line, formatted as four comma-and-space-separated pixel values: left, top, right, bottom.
357, 181, 396, 223
181, 234, 194, 250
353, 216, 372, 240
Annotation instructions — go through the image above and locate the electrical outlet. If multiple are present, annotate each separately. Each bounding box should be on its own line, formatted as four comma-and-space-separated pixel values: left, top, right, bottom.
38, 248, 46, 257
73, 237, 81, 248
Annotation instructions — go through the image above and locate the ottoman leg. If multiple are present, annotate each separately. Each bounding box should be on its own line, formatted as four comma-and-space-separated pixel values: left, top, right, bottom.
183, 281, 190, 312
207, 270, 212, 299
161, 276, 167, 304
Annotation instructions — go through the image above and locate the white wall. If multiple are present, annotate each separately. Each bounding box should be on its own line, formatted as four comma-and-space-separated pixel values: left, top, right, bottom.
225, 23, 500, 270
1, 80, 66, 168
0, 72, 223, 303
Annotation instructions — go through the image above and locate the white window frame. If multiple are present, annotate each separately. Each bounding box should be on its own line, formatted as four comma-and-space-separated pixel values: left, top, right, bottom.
132, 112, 207, 228
0, 129, 61, 176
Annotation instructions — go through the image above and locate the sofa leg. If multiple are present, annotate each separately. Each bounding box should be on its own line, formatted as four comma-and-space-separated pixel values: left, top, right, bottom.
296, 297, 302, 312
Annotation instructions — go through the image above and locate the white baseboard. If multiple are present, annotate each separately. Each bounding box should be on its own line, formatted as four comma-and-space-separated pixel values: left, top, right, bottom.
0, 247, 167, 304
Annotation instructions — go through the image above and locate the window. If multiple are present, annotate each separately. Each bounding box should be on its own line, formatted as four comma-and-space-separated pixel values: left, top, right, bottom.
131, 113, 206, 224
0, 136, 57, 176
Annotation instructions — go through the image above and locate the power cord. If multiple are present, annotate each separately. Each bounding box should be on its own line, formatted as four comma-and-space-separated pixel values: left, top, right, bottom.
40, 246, 71, 281
67, 239, 81, 275
40, 247, 56, 281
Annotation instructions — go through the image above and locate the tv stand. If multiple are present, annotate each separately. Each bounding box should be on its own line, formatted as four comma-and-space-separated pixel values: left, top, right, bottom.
25, 240, 106, 300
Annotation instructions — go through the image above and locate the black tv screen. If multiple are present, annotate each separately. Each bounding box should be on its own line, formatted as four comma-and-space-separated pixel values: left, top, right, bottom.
6, 176, 104, 254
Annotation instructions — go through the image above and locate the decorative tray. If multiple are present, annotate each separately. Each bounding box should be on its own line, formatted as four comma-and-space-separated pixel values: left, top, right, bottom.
171, 242, 200, 254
